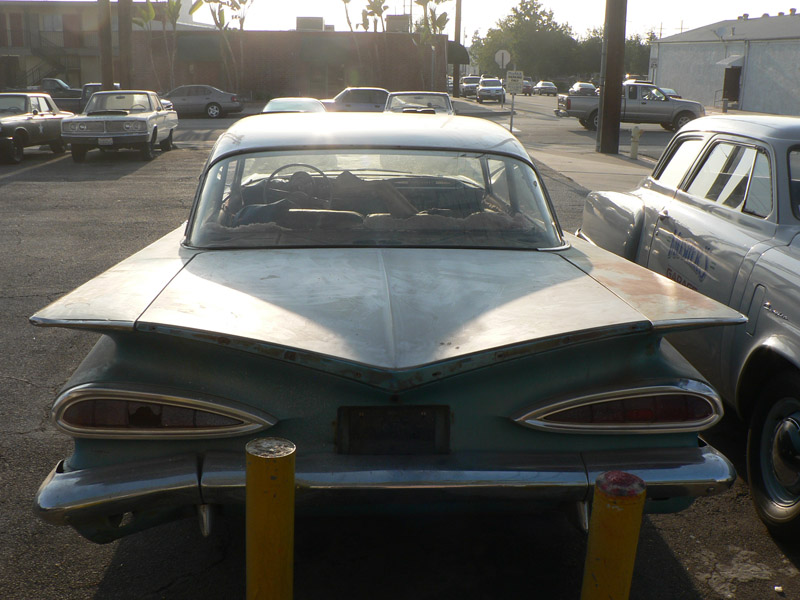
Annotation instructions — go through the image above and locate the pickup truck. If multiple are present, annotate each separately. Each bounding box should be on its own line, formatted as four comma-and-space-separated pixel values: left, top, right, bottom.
576, 114, 800, 541
4, 78, 81, 112
555, 82, 704, 132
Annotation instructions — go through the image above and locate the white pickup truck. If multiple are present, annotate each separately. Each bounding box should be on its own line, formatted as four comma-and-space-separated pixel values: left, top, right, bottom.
555, 82, 705, 131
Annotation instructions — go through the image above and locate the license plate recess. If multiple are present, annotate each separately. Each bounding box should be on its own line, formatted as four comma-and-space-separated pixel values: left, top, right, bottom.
337, 405, 450, 455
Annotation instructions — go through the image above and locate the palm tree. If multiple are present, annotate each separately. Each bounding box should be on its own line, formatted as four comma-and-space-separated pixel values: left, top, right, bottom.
161, 0, 181, 91
133, 0, 162, 91
340, 0, 354, 32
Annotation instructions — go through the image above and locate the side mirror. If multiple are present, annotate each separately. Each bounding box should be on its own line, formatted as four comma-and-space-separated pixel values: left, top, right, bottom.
31, 109, 39, 116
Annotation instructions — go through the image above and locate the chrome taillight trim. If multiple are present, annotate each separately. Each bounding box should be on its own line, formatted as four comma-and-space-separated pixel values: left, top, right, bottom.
52, 383, 276, 439
513, 380, 723, 434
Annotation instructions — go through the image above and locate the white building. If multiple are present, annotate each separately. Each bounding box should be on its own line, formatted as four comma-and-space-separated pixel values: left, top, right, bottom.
649, 10, 800, 115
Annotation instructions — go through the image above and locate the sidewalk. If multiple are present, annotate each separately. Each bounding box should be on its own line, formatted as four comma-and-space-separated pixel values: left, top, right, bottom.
526, 146, 653, 193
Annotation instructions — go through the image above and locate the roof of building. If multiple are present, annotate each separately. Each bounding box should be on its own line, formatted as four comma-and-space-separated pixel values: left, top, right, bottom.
658, 11, 800, 43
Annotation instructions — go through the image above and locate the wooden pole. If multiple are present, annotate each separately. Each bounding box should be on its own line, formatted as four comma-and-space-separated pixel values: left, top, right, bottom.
597, 0, 627, 154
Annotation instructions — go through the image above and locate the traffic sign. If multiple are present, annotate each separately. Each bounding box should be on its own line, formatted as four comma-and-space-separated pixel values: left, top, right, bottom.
494, 49, 511, 69
506, 70, 524, 95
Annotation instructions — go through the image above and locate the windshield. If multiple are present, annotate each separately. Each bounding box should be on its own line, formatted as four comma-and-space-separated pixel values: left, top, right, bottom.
187, 148, 563, 250
462, 77, 480, 84
85, 93, 152, 114
386, 94, 451, 113
481, 79, 502, 87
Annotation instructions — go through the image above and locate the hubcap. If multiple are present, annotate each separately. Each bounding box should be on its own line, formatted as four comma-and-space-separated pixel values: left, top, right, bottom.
772, 412, 800, 489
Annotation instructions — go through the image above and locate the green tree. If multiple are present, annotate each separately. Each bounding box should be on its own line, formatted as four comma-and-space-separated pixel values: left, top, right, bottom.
625, 31, 656, 76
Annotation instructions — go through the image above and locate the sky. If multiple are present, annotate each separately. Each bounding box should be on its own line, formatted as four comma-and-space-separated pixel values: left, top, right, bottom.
205, 0, 799, 41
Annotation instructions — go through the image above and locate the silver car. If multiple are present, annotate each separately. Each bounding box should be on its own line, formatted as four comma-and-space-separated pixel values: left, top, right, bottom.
384, 91, 454, 114
321, 87, 389, 112
578, 115, 800, 540
476, 79, 505, 104
162, 84, 243, 119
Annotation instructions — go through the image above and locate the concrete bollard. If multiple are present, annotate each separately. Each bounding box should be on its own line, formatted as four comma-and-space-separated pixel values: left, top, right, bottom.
246, 437, 297, 600
629, 126, 641, 161
580, 471, 646, 600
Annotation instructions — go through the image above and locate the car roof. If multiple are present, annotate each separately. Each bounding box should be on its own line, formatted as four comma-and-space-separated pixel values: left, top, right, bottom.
207, 112, 530, 165
89, 90, 156, 95
680, 115, 800, 142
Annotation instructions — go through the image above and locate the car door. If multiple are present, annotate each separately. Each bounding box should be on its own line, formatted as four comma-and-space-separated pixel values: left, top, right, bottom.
635, 85, 671, 122
168, 86, 190, 113
36, 96, 61, 142
646, 137, 777, 383
27, 96, 51, 144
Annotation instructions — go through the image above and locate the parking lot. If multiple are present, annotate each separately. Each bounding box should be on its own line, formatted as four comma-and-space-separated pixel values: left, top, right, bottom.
1, 102, 799, 599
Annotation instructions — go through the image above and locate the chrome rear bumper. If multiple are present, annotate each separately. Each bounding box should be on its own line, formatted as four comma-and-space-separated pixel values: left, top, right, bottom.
36, 445, 735, 528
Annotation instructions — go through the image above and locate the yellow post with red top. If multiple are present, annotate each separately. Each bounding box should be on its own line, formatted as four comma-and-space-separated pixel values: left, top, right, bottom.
580, 470, 646, 600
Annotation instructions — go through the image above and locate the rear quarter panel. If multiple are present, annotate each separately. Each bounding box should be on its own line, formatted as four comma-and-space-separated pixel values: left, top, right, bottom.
579, 190, 647, 262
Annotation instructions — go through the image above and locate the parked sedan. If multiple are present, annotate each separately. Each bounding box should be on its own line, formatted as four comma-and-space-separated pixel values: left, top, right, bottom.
384, 91, 454, 114
476, 78, 505, 104
262, 97, 326, 113
577, 114, 800, 539
522, 77, 534, 96
31, 112, 742, 544
61, 90, 178, 162
162, 84, 242, 118
568, 82, 597, 96
0, 92, 71, 163
533, 81, 558, 96
321, 87, 389, 112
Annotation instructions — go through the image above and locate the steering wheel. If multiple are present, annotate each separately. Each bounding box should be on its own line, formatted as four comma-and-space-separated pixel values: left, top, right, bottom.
266, 163, 331, 204
130, 103, 147, 111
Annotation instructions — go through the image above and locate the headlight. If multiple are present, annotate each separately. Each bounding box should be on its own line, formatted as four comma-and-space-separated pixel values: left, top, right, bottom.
122, 120, 145, 131
52, 384, 276, 439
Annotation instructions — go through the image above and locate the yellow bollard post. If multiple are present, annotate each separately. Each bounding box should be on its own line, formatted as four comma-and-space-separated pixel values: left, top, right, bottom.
580, 470, 646, 600
246, 437, 296, 600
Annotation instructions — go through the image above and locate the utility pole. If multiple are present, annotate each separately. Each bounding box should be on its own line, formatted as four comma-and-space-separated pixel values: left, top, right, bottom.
452, 0, 462, 98
97, 0, 115, 89
597, 0, 627, 154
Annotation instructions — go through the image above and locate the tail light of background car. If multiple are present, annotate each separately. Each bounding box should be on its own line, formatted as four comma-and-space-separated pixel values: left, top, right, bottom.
53, 384, 275, 439
514, 382, 723, 434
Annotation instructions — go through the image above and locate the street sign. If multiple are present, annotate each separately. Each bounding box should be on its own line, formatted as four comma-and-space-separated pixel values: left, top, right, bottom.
506, 70, 524, 95
494, 49, 511, 69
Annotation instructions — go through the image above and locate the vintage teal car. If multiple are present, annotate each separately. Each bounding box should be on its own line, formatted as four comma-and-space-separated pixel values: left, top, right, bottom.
32, 112, 743, 543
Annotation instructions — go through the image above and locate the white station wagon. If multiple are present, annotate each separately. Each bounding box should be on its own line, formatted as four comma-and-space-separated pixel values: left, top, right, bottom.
61, 90, 178, 162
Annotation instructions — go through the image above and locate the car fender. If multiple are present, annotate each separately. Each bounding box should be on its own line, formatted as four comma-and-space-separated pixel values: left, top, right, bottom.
734, 333, 800, 419
577, 190, 645, 262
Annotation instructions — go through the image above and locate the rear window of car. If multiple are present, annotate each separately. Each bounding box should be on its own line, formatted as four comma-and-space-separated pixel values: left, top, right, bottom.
187, 149, 563, 251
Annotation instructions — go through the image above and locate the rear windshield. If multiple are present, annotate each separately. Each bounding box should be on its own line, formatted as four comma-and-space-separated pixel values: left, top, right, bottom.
187, 149, 563, 251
